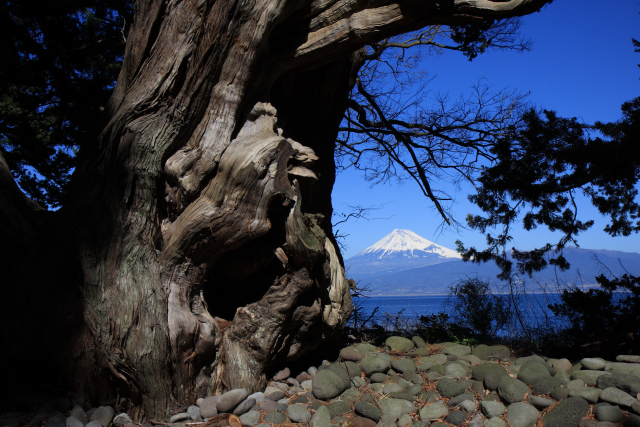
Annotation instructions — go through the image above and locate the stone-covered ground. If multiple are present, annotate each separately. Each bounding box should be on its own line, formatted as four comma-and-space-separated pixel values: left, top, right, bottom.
2, 337, 640, 427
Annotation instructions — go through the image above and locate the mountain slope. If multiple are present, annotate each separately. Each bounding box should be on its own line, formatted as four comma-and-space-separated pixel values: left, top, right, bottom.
345, 229, 461, 277
355, 246, 640, 295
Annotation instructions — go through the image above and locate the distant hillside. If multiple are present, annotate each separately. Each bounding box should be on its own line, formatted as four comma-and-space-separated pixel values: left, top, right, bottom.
346, 230, 640, 295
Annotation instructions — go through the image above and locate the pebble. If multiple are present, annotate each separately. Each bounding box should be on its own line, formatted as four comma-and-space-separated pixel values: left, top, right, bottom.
199, 396, 218, 418
91, 407, 115, 427
273, 368, 290, 381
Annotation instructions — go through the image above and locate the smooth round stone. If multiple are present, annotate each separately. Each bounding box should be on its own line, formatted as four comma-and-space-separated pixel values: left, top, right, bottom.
481, 401, 506, 418
259, 399, 278, 412
383, 383, 405, 394
529, 396, 555, 409
460, 400, 476, 413
555, 371, 571, 383
507, 402, 540, 427
580, 420, 597, 427
324, 364, 353, 389
533, 377, 568, 395
86, 421, 102, 427
569, 387, 602, 404
420, 402, 449, 421
169, 414, 189, 424
233, 398, 256, 416
596, 423, 618, 427
378, 398, 416, 420
310, 406, 331, 427
239, 411, 261, 427
66, 417, 83, 427
518, 361, 551, 386
554, 359, 573, 372
391, 359, 417, 374
542, 397, 590, 427
444, 364, 468, 379
355, 402, 381, 421
469, 414, 485, 427
266, 390, 285, 401
485, 417, 506, 427
437, 378, 468, 397
287, 404, 311, 423
328, 401, 352, 419
497, 376, 530, 404
301, 380, 312, 390
443, 345, 471, 357
263, 412, 287, 424
370, 373, 388, 383
596, 405, 624, 422
445, 411, 467, 426
341, 347, 366, 362
424, 354, 448, 366
187, 406, 200, 421
92, 407, 115, 427
582, 358, 607, 371
386, 336, 415, 352
218, 389, 249, 413
604, 362, 640, 376
361, 356, 391, 377
313, 370, 349, 400
356, 343, 378, 353
600, 387, 637, 407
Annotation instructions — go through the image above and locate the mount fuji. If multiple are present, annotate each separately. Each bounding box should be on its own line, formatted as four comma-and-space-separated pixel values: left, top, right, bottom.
345, 229, 461, 278
344, 229, 640, 295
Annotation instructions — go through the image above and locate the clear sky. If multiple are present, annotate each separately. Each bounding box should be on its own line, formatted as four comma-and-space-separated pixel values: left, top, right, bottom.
333, 0, 640, 259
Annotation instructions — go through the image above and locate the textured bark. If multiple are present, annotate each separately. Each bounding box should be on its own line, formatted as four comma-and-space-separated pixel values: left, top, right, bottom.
0, 0, 551, 419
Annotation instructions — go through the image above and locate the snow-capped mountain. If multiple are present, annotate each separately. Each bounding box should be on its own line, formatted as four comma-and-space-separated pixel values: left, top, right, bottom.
345, 229, 461, 277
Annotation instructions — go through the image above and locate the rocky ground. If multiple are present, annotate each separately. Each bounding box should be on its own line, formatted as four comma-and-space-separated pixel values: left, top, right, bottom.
2, 337, 640, 427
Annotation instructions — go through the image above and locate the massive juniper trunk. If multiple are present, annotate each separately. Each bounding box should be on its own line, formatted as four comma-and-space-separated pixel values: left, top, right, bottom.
0, 0, 550, 418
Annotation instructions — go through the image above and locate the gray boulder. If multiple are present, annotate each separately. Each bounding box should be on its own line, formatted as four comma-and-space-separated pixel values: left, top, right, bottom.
92, 407, 115, 427
497, 376, 530, 404
529, 396, 555, 410
313, 369, 349, 400
361, 356, 391, 377
571, 370, 611, 386
239, 411, 261, 427
437, 378, 467, 397
542, 396, 590, 427
288, 404, 311, 423
391, 359, 417, 374
263, 412, 287, 424
581, 358, 607, 371
480, 401, 505, 418
355, 402, 381, 422
233, 398, 256, 416
198, 396, 218, 418
386, 337, 415, 352
217, 389, 249, 413
378, 398, 415, 420
472, 363, 509, 391
595, 405, 624, 423
568, 387, 601, 404
600, 387, 637, 407
518, 361, 551, 386
507, 403, 539, 427
419, 403, 449, 420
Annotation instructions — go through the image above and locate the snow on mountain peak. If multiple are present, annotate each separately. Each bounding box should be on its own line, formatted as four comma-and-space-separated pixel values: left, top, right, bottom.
358, 229, 461, 259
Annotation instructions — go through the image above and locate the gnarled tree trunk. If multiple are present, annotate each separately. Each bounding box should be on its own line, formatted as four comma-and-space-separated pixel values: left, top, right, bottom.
0, 0, 550, 419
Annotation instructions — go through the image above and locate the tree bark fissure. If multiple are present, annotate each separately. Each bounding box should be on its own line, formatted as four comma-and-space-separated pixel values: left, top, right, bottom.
1, 0, 551, 418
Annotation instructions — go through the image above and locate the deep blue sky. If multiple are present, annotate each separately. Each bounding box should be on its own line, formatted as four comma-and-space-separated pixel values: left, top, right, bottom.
333, 0, 640, 259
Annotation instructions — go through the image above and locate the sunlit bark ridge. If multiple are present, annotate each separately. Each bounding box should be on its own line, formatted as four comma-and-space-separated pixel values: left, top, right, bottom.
1, 0, 551, 418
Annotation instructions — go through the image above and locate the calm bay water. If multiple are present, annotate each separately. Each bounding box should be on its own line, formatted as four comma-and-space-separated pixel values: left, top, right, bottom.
353, 294, 565, 322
